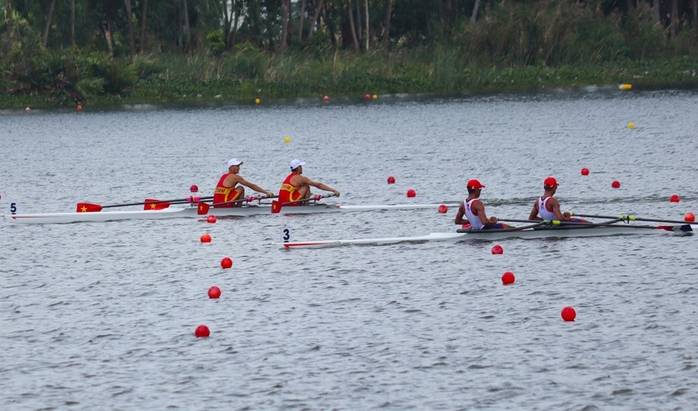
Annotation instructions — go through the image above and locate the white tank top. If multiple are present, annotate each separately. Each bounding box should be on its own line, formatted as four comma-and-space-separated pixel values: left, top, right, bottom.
464, 199, 484, 230
538, 196, 556, 220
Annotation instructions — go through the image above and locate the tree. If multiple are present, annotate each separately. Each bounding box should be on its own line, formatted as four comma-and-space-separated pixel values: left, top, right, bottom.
42, 0, 56, 47
124, 0, 135, 60
382, 0, 391, 49
139, 0, 148, 52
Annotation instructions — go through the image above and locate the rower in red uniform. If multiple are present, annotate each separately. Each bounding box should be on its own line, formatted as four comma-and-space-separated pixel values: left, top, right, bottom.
455, 179, 511, 230
212, 158, 275, 208
278, 159, 340, 206
528, 177, 584, 222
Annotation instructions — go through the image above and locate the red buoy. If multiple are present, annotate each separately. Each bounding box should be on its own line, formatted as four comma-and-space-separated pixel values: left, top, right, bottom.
190, 184, 199, 193
581, 168, 590, 176
323, 96, 329, 101
200, 233, 212, 243
561, 306, 576, 321
670, 194, 680, 203
365, 94, 371, 100
491, 245, 504, 255
208, 286, 221, 299
220, 257, 233, 269
207, 215, 217, 223
194, 325, 210, 338
501, 271, 515, 285
406, 189, 416, 198
438, 204, 448, 213
685, 212, 695, 222
387, 176, 396, 184
611, 180, 621, 189
76, 105, 83, 111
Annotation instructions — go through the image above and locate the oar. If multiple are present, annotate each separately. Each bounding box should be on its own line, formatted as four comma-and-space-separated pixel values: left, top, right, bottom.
570, 213, 698, 225
77, 196, 214, 213
197, 195, 276, 215
142, 197, 214, 210
271, 193, 337, 214
457, 221, 548, 233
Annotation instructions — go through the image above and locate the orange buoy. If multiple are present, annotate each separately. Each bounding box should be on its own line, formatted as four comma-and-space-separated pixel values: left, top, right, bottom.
220, 257, 233, 269
194, 325, 210, 338
491, 245, 504, 255
387, 176, 396, 184
611, 180, 621, 189
438, 204, 448, 213
685, 212, 695, 222
208, 286, 221, 299
561, 306, 576, 321
207, 215, 217, 223
670, 194, 680, 203
200, 233, 212, 243
581, 168, 590, 176
501, 271, 515, 285
406, 189, 416, 198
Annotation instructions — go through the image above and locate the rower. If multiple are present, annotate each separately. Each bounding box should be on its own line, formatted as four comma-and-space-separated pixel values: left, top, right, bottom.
278, 159, 340, 206
528, 177, 585, 223
454, 179, 511, 230
213, 158, 276, 208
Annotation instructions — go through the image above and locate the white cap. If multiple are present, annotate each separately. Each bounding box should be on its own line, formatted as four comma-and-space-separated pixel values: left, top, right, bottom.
290, 159, 306, 169
227, 158, 243, 167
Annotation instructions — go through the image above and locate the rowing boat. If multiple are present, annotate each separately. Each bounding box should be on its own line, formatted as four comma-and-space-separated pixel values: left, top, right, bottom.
3, 202, 457, 225
281, 223, 693, 249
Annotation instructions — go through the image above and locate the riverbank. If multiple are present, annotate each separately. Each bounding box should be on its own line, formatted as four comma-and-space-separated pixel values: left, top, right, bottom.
2, 52, 698, 109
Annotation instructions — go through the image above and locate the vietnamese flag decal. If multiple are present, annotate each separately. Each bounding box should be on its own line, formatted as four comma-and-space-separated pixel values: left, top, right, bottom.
271, 201, 282, 214
144, 199, 170, 210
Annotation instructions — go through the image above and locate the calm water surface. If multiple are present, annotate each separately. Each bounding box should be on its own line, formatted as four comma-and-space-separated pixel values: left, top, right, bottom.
1, 89, 698, 410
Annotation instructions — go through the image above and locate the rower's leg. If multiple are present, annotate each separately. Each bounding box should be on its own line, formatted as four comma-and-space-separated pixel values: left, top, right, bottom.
297, 186, 311, 205
232, 187, 245, 207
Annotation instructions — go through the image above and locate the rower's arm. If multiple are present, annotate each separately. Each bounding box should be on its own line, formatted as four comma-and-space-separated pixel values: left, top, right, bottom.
528, 202, 541, 220
548, 198, 567, 220
238, 177, 275, 197
455, 203, 468, 225
307, 179, 340, 197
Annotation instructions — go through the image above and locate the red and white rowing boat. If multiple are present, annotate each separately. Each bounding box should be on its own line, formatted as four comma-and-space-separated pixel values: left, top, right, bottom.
3, 202, 457, 225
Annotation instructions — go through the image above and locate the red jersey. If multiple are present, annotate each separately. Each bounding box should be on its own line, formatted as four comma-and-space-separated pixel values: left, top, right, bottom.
278, 173, 302, 206
213, 173, 240, 207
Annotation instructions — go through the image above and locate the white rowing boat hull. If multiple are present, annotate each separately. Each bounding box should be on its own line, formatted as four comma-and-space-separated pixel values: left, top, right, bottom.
2, 203, 455, 224
282, 224, 693, 249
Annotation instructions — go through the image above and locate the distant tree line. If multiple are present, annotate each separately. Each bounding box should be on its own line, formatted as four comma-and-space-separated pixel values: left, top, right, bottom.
2, 0, 697, 57
1, 0, 697, 105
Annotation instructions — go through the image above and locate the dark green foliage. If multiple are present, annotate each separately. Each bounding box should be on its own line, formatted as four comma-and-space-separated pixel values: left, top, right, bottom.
3, 0, 698, 108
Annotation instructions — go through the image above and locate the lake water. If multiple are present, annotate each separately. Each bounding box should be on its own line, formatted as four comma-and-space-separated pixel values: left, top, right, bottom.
1, 88, 697, 410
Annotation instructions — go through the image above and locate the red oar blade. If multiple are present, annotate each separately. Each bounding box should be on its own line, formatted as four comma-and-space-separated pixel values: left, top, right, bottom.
143, 199, 171, 210
76, 203, 103, 212
658, 225, 693, 232
271, 200, 282, 214
197, 201, 210, 215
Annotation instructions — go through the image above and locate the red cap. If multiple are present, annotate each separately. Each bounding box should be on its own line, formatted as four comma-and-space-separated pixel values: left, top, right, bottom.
467, 179, 486, 190
544, 177, 559, 188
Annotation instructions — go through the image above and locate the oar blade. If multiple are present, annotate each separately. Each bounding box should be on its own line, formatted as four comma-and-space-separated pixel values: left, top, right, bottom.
197, 201, 210, 215
143, 199, 171, 210
658, 225, 693, 232
76, 203, 102, 212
